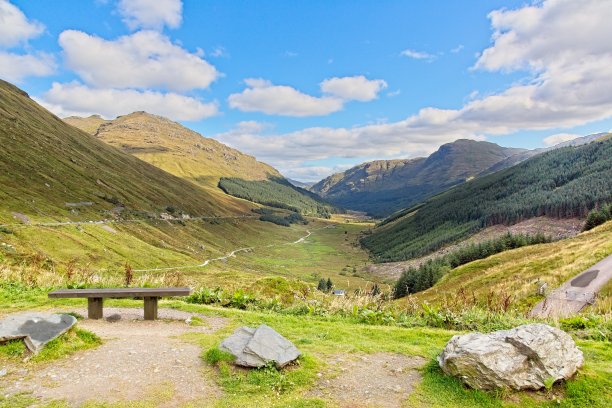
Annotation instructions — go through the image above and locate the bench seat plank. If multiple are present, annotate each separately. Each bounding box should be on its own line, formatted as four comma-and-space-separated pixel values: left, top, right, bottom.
48, 287, 191, 298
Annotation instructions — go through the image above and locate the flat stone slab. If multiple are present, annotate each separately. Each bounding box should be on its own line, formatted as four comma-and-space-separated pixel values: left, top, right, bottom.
220, 324, 300, 368
0, 313, 77, 354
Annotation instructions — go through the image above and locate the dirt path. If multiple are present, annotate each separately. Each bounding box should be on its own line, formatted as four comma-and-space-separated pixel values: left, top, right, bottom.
3, 308, 227, 407
530, 253, 612, 318
309, 353, 426, 408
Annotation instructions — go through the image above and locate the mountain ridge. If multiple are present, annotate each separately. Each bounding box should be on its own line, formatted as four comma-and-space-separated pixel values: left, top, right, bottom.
311, 139, 525, 217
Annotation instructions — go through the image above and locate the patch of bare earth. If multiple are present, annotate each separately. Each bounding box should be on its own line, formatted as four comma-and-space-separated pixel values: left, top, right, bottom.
309, 353, 426, 408
368, 217, 584, 280
4, 308, 227, 407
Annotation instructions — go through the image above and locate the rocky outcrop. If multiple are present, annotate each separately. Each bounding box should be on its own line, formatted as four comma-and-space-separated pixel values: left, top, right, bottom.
0, 313, 77, 354
438, 324, 583, 390
220, 324, 301, 368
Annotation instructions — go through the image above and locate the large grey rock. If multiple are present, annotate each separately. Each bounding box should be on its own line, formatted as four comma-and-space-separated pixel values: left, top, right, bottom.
438, 323, 583, 390
220, 324, 300, 368
0, 313, 77, 354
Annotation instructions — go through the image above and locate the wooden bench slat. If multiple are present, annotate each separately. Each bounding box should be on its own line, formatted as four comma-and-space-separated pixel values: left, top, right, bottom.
48, 287, 191, 298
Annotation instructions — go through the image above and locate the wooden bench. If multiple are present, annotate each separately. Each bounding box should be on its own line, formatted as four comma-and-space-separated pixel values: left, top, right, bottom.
48, 287, 192, 320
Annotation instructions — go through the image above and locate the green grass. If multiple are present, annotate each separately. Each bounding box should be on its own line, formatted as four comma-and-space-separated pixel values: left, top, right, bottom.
410, 221, 612, 312
0, 289, 610, 407
0, 327, 101, 363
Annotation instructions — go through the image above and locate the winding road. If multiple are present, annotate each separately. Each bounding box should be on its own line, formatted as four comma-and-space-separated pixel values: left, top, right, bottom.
530, 253, 612, 318
133, 228, 317, 273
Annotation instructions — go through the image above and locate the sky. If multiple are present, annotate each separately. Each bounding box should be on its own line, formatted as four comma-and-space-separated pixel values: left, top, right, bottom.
2, 0, 612, 182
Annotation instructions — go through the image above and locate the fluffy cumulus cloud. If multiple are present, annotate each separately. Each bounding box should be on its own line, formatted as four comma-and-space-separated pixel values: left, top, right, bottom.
228, 75, 387, 117
0, 51, 55, 82
118, 0, 182, 30
220, 0, 612, 180
59, 30, 218, 92
320, 75, 387, 102
39, 82, 218, 121
543, 133, 580, 146
0, 0, 44, 47
228, 78, 344, 117
0, 1, 55, 82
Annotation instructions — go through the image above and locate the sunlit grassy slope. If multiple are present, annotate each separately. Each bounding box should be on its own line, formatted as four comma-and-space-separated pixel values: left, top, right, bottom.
0, 80, 249, 224
0, 217, 378, 290
65, 111, 280, 189
409, 221, 612, 311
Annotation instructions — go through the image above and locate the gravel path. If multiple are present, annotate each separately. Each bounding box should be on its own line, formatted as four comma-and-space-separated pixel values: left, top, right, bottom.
4, 308, 227, 407
530, 253, 612, 318
309, 353, 426, 408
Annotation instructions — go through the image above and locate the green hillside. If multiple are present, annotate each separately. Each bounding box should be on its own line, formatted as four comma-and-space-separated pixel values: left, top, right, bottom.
311, 140, 526, 217
219, 177, 335, 218
362, 139, 612, 262
0, 80, 238, 223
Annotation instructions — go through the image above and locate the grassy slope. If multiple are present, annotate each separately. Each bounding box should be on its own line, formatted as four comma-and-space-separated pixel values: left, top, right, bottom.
0, 80, 243, 223
409, 221, 612, 311
0, 218, 378, 291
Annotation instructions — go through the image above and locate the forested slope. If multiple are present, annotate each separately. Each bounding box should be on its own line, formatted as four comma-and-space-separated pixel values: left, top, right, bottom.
361, 139, 612, 262
218, 177, 334, 218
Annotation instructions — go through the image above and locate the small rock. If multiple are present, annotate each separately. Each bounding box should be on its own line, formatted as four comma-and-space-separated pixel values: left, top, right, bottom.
0, 368, 7, 377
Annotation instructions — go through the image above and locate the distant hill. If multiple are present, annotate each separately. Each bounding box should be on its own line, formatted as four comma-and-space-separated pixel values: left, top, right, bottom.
64, 111, 333, 217
311, 140, 525, 217
0, 80, 238, 223
483, 133, 606, 174
219, 177, 334, 218
287, 179, 315, 189
361, 138, 612, 262
65, 111, 280, 189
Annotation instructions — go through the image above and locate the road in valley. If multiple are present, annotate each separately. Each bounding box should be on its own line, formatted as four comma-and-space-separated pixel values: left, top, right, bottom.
530, 253, 612, 318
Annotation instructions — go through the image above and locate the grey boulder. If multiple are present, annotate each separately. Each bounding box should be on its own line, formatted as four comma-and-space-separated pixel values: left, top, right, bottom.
0, 312, 77, 354
438, 323, 583, 390
220, 324, 300, 368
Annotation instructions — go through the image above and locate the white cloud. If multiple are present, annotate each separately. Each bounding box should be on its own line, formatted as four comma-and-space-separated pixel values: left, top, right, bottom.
218, 0, 612, 180
209, 46, 229, 58
228, 78, 343, 117
320, 75, 387, 102
0, 0, 44, 47
0, 51, 55, 82
283, 164, 354, 182
228, 76, 387, 116
400, 49, 436, 61
451, 45, 464, 53
543, 133, 580, 146
59, 30, 219, 92
118, 0, 182, 30
39, 82, 218, 121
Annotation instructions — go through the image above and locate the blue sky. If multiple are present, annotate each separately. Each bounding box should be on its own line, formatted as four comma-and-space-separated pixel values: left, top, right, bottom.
2, 0, 612, 181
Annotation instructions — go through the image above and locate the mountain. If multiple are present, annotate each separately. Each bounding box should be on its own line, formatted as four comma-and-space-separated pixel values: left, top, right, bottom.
311, 139, 526, 217
65, 111, 333, 217
0, 80, 237, 223
63, 114, 109, 135
361, 138, 612, 262
287, 179, 315, 189
65, 111, 280, 189
483, 133, 607, 174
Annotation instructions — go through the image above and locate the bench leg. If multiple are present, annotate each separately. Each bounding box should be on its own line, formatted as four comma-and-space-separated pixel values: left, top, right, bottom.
144, 297, 158, 320
88, 297, 103, 319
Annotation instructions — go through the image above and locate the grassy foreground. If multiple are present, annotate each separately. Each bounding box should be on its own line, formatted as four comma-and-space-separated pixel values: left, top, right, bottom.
0, 290, 610, 407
